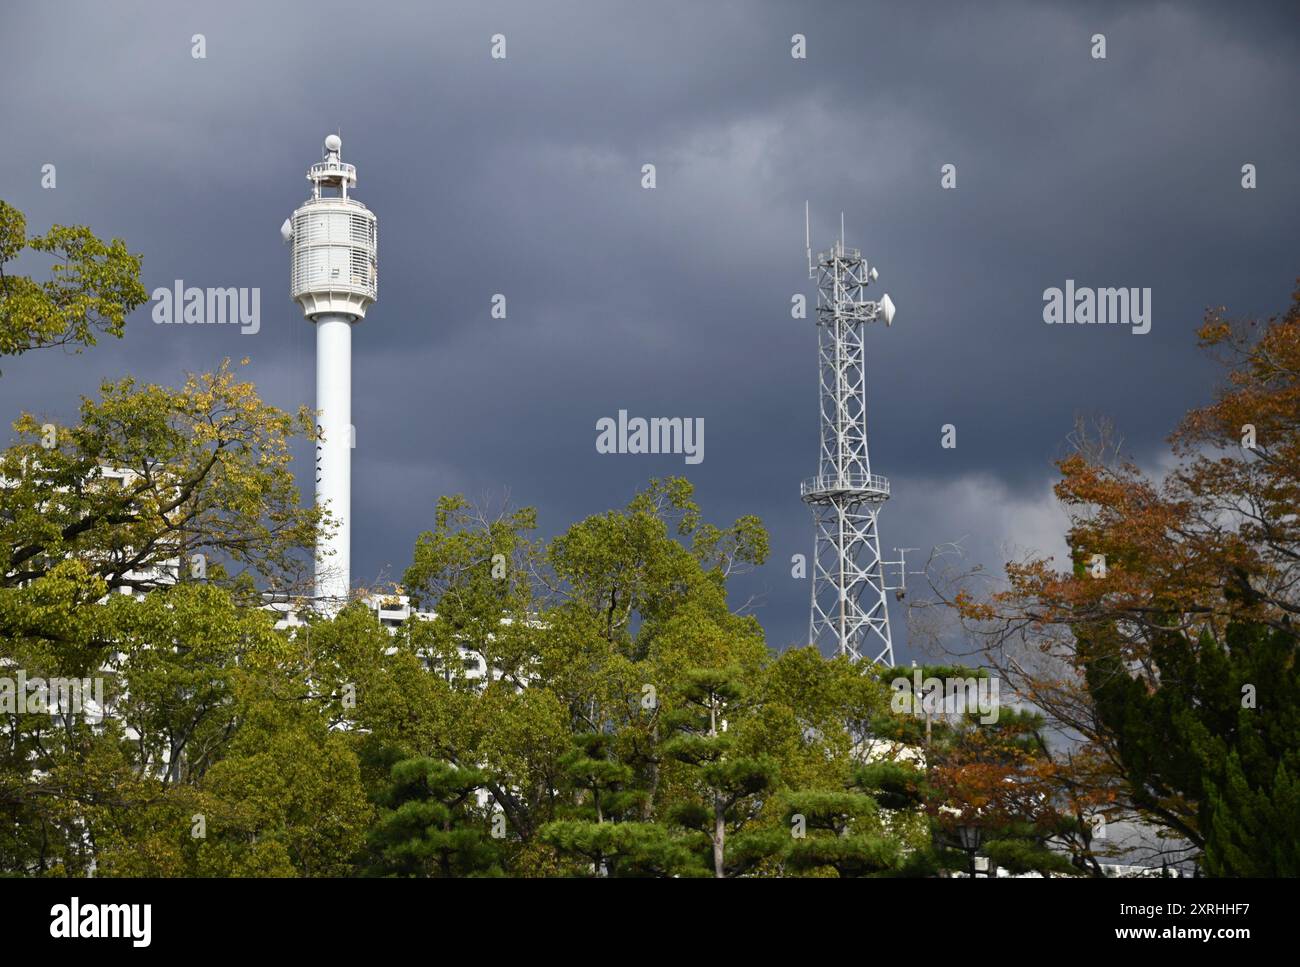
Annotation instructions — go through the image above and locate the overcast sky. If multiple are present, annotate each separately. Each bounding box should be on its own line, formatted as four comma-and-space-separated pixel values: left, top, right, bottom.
2, 0, 1298, 660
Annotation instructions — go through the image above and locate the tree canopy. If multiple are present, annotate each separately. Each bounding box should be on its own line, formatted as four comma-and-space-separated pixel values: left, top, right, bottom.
5, 201, 1289, 877
943, 284, 1300, 876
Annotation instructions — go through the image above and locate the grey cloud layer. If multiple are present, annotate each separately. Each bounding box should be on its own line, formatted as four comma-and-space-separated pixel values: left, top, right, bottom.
2, 0, 1297, 655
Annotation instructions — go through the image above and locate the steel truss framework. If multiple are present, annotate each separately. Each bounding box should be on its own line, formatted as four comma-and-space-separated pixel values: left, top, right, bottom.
802, 242, 895, 665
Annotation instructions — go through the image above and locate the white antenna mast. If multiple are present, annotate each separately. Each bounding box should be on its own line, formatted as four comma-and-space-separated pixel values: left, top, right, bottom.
805, 201, 813, 279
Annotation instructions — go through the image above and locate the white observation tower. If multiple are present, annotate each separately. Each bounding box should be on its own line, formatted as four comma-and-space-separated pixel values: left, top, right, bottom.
283, 135, 378, 613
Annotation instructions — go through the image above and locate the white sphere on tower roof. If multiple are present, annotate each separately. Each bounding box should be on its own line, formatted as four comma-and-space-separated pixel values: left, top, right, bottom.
324, 134, 342, 153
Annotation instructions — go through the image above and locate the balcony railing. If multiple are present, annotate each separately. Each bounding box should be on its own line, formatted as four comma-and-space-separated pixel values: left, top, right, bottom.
801, 472, 891, 499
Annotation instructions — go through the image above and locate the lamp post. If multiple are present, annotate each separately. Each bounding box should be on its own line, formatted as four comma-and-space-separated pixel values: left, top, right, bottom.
958, 823, 984, 879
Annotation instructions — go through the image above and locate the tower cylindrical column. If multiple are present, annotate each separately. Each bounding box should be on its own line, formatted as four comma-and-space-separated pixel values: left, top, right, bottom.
287, 135, 376, 616
314, 313, 352, 609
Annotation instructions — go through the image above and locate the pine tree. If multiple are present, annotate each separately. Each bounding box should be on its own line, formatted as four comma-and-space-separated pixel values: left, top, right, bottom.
538, 733, 693, 877
782, 789, 903, 877
366, 758, 502, 877
661, 668, 779, 877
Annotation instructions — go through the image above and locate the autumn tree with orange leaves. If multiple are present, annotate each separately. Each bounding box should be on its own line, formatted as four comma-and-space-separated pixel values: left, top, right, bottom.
935, 283, 1300, 877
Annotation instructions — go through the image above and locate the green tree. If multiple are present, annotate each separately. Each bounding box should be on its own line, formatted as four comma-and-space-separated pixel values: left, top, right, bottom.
539, 732, 695, 877
662, 667, 778, 877
192, 685, 372, 878
782, 789, 903, 877
0, 200, 146, 370
1083, 620, 1300, 876
403, 495, 540, 686
366, 757, 502, 877
1, 360, 321, 615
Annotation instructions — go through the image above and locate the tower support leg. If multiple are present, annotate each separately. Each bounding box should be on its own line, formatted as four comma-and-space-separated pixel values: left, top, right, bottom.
808, 497, 893, 665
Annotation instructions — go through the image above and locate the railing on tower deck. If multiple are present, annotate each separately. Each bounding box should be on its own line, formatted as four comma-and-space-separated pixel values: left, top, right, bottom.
800, 472, 890, 500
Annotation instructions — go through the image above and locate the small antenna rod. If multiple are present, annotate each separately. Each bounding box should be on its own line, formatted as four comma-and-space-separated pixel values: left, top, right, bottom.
805, 201, 813, 278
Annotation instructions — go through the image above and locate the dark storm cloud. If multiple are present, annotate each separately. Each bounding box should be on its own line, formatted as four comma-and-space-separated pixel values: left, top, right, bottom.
2, 0, 1298, 657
